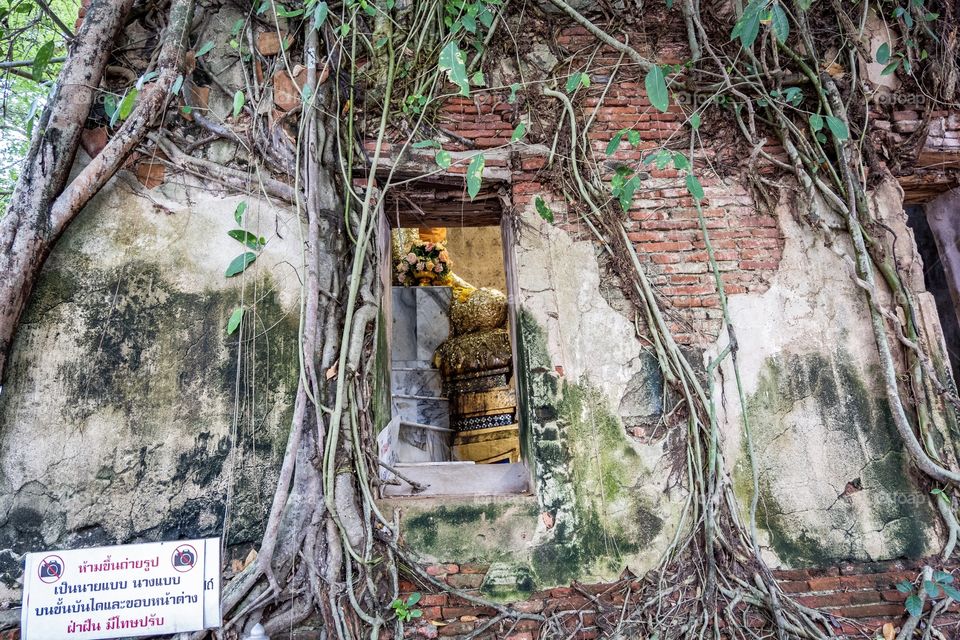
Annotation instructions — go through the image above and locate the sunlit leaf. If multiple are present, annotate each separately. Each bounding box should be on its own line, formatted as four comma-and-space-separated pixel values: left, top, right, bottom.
510, 122, 526, 142
771, 4, 789, 43
233, 90, 245, 118
535, 196, 553, 223
435, 150, 452, 169
227, 307, 244, 335
825, 115, 849, 141
466, 153, 484, 199
31, 40, 55, 82
439, 42, 470, 97
118, 88, 139, 121
234, 201, 248, 224
686, 173, 705, 201
645, 65, 669, 113
228, 229, 264, 249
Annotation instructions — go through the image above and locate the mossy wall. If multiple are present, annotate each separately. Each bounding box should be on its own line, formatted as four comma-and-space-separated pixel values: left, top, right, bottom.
0, 177, 305, 600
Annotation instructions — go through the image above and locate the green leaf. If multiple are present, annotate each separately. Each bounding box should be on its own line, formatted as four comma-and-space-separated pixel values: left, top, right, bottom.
104, 94, 117, 120
771, 4, 790, 44
876, 42, 891, 65
645, 65, 669, 113
136, 71, 158, 90
195, 40, 215, 57
234, 201, 248, 224
409, 610, 422, 618
825, 115, 849, 141
32, 40, 55, 82
924, 580, 942, 598
462, 12, 477, 33
672, 152, 690, 170
412, 140, 441, 149
233, 90, 246, 118
439, 42, 470, 97
882, 58, 902, 76
227, 307, 244, 335
686, 173, 705, 201
616, 175, 640, 211
566, 72, 583, 93
228, 229, 264, 249
472, 71, 485, 86
118, 88, 139, 121
809, 113, 824, 132
181, 105, 193, 115
606, 130, 626, 156
535, 196, 554, 223
905, 594, 923, 617
435, 150, 452, 169
466, 153, 485, 199
225, 252, 257, 277
935, 570, 955, 584
313, 2, 329, 29
406, 592, 421, 607
508, 83, 520, 104
732, 0, 765, 48
231, 19, 245, 36
627, 130, 640, 145
390, 599, 402, 609
510, 122, 526, 142
942, 584, 960, 602
896, 580, 914, 594
690, 113, 701, 130
172, 74, 184, 96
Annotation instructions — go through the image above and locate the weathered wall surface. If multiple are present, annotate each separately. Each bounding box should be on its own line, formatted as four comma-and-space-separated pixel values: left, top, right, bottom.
0, 169, 303, 600
709, 188, 942, 567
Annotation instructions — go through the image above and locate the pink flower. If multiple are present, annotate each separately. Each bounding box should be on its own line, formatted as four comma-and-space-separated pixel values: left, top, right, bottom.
425, 242, 435, 251
417, 262, 425, 271
434, 265, 443, 273
406, 253, 417, 264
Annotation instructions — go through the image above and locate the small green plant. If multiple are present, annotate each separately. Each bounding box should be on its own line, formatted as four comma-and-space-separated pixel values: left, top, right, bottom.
896, 570, 960, 616
390, 592, 422, 623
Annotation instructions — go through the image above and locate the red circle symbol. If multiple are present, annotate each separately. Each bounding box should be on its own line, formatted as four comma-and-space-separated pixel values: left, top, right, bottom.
37, 555, 64, 584
171, 544, 197, 572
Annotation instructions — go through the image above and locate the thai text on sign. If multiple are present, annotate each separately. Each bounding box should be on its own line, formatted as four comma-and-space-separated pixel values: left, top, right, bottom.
21, 538, 221, 640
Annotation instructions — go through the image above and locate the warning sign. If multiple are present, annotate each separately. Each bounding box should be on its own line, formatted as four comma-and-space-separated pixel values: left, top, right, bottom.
20, 538, 221, 640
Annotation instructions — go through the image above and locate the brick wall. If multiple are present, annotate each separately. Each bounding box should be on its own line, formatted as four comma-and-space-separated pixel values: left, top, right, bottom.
388, 25, 786, 345
392, 560, 958, 639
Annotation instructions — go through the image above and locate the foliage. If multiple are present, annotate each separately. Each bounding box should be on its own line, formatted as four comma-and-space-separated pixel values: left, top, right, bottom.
389, 592, 422, 623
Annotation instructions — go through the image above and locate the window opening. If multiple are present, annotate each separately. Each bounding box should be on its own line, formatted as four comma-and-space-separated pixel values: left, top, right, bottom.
376, 184, 529, 498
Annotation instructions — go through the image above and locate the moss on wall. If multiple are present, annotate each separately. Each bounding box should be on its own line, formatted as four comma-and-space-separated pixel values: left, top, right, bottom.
395, 311, 665, 597
0, 262, 300, 557
734, 352, 938, 566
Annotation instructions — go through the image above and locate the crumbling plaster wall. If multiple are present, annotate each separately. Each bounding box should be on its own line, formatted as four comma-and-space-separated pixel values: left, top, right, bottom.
708, 183, 944, 567
0, 167, 304, 600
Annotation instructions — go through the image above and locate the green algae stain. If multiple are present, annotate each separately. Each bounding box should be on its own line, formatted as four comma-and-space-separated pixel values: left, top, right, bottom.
739, 352, 937, 566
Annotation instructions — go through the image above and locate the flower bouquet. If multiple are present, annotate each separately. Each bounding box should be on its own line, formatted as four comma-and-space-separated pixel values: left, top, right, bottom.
395, 240, 452, 286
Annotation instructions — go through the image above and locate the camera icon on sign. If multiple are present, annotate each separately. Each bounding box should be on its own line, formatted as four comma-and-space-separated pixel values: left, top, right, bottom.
40, 560, 61, 578
38, 555, 64, 583
172, 545, 197, 572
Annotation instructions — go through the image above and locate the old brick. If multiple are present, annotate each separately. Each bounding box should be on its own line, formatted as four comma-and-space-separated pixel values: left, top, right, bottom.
426, 564, 459, 576
420, 594, 448, 606
445, 573, 484, 589
440, 606, 496, 619
806, 577, 841, 591
256, 31, 291, 56
459, 563, 488, 574
438, 621, 476, 636
273, 68, 307, 111
827, 603, 907, 618
512, 599, 545, 614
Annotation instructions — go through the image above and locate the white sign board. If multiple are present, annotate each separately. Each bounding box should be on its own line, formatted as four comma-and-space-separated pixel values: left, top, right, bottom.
21, 538, 221, 640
